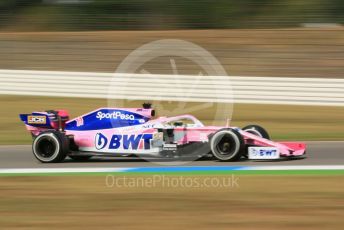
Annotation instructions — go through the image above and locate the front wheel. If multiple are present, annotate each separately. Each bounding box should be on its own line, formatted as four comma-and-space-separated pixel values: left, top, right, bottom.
242, 124, 270, 140
210, 129, 245, 161
32, 131, 69, 163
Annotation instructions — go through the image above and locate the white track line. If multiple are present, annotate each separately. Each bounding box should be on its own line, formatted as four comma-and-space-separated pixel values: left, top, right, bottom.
244, 165, 344, 170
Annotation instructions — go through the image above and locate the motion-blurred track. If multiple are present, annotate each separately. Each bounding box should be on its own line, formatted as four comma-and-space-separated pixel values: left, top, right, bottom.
0, 141, 343, 168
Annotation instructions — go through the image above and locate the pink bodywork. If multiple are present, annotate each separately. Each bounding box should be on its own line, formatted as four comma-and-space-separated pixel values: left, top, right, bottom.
24, 108, 306, 157
173, 127, 306, 157
133, 114, 305, 157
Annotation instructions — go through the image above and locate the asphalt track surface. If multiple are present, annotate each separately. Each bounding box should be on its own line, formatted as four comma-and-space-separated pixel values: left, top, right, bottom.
0, 142, 343, 169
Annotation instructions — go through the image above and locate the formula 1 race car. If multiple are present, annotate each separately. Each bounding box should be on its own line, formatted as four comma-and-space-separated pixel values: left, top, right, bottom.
19, 103, 306, 163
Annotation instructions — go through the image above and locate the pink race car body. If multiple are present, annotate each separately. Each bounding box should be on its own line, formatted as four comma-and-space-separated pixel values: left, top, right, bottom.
20, 105, 306, 163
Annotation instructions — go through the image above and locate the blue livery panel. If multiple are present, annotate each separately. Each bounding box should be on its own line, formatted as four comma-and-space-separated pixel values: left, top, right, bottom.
66, 109, 149, 131
19, 113, 51, 128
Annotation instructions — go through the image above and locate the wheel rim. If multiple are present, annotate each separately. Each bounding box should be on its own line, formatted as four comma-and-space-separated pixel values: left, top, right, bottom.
211, 131, 241, 160
36, 138, 56, 158
33, 133, 60, 162
37, 138, 56, 158
215, 135, 236, 156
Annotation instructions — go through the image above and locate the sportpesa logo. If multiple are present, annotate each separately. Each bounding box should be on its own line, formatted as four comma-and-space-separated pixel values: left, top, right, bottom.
96, 111, 135, 120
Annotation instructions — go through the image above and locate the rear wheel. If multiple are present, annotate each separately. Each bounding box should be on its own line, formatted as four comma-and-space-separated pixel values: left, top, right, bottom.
210, 129, 245, 161
32, 131, 69, 163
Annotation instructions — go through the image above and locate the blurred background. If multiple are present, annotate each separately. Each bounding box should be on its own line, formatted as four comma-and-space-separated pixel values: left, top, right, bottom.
0, 0, 343, 31
0, 3, 344, 229
0, 0, 343, 76
0, 0, 343, 144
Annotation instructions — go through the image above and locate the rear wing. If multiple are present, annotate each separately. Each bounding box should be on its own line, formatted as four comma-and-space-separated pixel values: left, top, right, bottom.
19, 110, 70, 136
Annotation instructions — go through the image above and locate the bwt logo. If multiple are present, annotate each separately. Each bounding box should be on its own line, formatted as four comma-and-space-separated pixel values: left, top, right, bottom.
252, 149, 277, 156
96, 111, 135, 121
95, 133, 153, 150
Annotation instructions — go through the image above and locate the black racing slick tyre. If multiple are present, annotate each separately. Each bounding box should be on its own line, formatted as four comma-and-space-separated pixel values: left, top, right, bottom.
32, 131, 69, 163
242, 125, 270, 140
210, 129, 245, 161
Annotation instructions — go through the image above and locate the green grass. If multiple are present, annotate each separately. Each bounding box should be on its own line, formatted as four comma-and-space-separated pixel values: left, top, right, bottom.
0, 175, 343, 229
